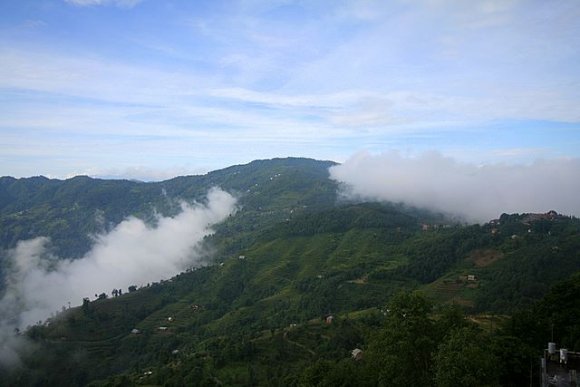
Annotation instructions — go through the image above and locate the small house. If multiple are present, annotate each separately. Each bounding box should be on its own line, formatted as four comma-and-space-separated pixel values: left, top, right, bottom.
131, 328, 141, 334
351, 348, 364, 361
467, 275, 477, 282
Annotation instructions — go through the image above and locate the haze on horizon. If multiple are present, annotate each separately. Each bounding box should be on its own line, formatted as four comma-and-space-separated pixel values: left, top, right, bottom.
1, 0, 579, 181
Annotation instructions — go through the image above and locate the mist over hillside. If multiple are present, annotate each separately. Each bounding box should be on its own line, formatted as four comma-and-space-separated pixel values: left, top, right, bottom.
0, 158, 337, 257
0, 157, 579, 385
0, 158, 337, 360
330, 151, 580, 223
0, 188, 236, 367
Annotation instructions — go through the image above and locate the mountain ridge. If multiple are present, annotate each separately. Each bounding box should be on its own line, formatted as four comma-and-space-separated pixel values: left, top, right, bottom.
0, 157, 337, 258
1, 157, 579, 386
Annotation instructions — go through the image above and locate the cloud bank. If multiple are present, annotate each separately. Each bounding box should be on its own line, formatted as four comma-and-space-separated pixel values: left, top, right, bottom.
329, 151, 580, 222
0, 188, 236, 367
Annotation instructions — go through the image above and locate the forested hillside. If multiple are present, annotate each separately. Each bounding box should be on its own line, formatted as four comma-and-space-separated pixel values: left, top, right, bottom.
1, 158, 579, 386
0, 158, 337, 259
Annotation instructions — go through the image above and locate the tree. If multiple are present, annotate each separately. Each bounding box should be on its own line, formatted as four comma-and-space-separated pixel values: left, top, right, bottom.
434, 327, 499, 387
299, 359, 369, 387
82, 297, 90, 314
435, 304, 468, 341
366, 291, 436, 386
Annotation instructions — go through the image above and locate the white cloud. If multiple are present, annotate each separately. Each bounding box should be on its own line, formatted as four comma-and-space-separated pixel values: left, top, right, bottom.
0, 188, 236, 367
330, 151, 580, 222
0, 48, 204, 106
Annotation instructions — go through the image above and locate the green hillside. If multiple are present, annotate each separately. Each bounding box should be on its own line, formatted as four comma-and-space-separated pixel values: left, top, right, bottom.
1, 158, 579, 386
0, 157, 337, 259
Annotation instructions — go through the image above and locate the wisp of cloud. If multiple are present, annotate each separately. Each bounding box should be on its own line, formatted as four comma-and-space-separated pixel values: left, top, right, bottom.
0, 187, 236, 367
330, 151, 580, 222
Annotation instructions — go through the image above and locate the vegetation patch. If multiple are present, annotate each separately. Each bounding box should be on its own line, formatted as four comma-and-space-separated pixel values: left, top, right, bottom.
468, 248, 504, 267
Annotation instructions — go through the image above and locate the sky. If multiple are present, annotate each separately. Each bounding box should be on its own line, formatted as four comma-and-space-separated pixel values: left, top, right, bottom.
1, 0, 580, 180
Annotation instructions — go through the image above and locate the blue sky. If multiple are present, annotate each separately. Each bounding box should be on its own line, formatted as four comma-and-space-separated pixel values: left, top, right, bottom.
1, 0, 579, 180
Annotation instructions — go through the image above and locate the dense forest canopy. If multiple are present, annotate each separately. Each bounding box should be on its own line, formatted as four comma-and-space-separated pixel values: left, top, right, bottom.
0, 158, 579, 386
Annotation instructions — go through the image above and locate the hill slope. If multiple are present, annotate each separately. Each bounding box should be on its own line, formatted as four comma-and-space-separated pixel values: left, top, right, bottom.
1, 158, 579, 385
0, 157, 337, 259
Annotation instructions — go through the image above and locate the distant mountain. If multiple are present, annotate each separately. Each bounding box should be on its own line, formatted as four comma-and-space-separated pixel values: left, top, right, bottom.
0, 157, 337, 258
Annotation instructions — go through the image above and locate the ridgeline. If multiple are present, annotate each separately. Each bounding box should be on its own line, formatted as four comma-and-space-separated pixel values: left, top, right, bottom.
1, 158, 579, 386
